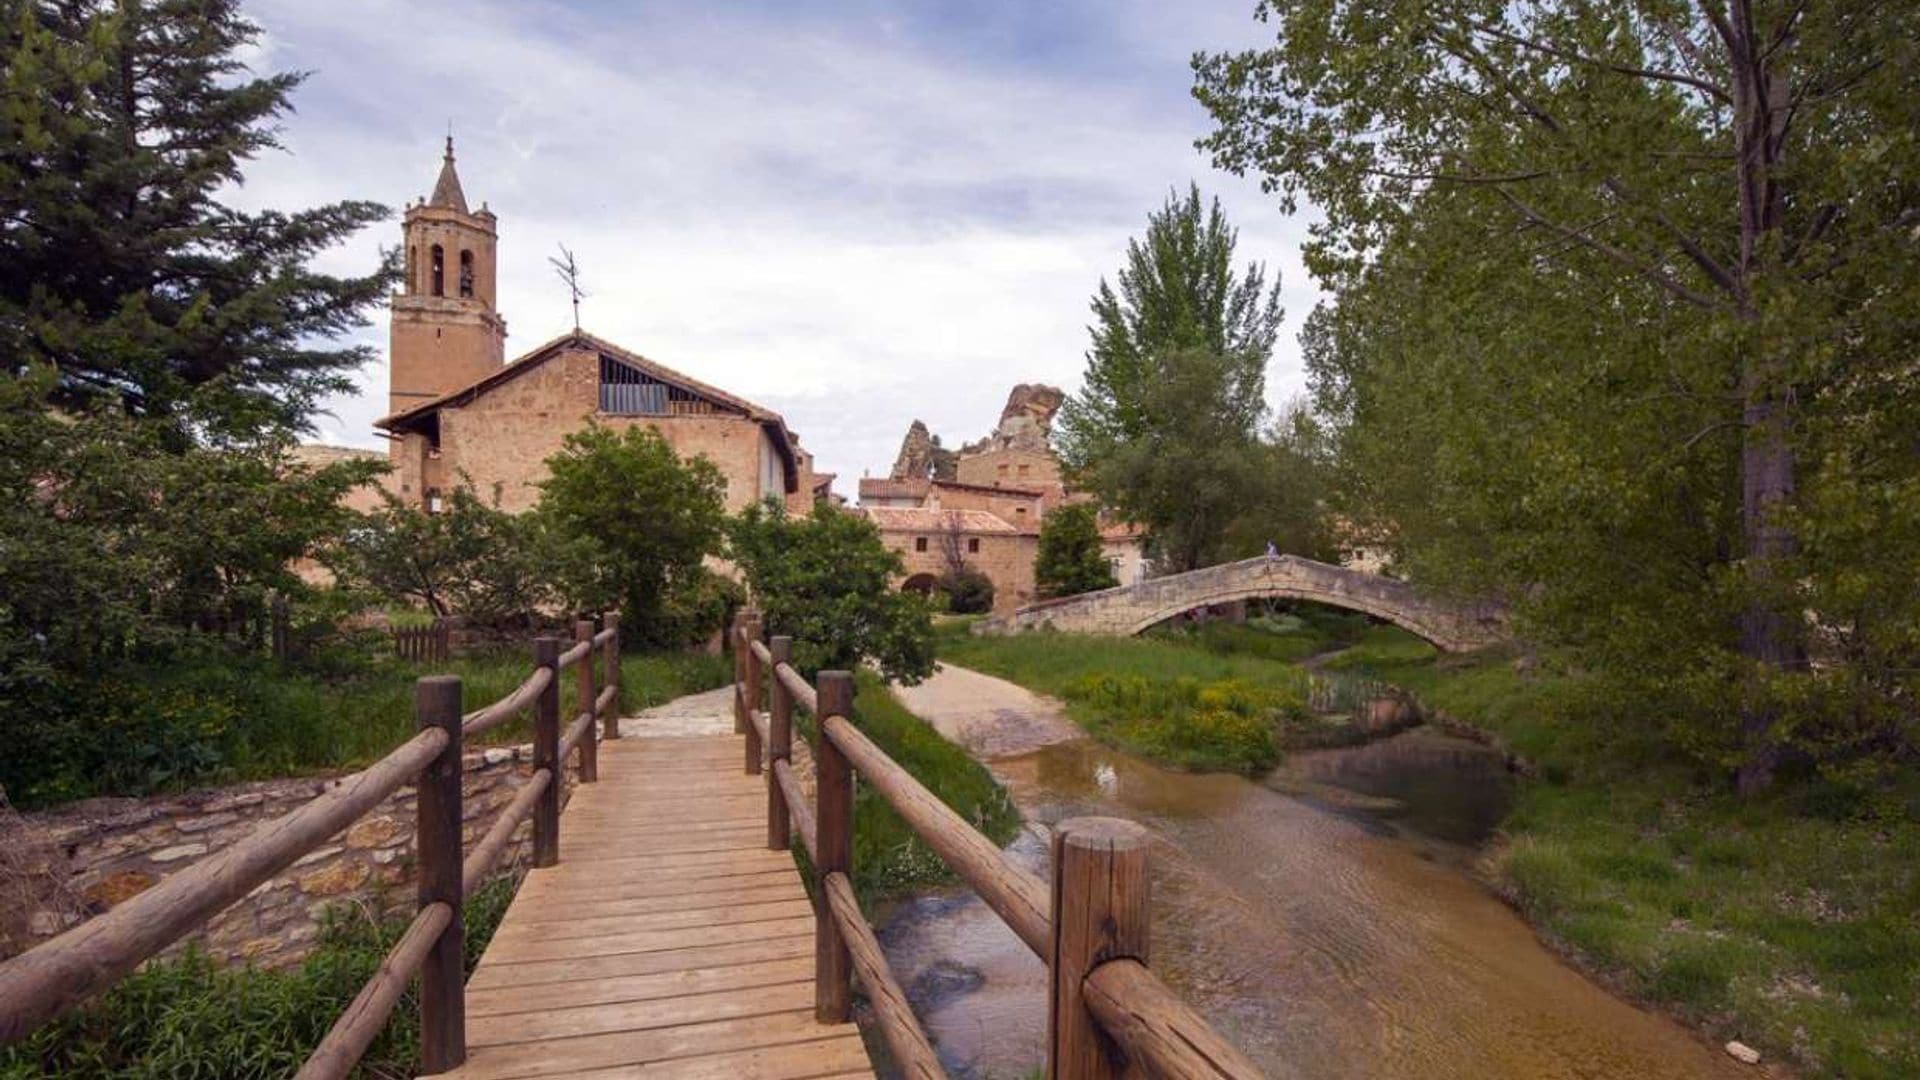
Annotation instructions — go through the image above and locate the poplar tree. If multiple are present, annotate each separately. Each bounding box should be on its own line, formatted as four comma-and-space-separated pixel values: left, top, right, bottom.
1057, 185, 1281, 572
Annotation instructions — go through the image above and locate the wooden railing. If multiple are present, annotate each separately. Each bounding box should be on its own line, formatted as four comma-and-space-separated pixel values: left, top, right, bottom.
0, 613, 624, 1078
729, 610, 1264, 1079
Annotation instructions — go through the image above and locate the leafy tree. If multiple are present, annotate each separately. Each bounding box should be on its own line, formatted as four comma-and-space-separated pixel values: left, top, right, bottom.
1, 0, 394, 437
1, 372, 380, 682
1057, 188, 1279, 572
335, 488, 491, 619
1079, 347, 1268, 573
1035, 503, 1118, 599
537, 426, 727, 647
335, 483, 556, 629
1197, 1, 1920, 789
727, 501, 935, 684
1220, 402, 1340, 563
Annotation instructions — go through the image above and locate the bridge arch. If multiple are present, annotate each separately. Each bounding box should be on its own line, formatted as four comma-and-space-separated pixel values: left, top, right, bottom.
977, 555, 1505, 653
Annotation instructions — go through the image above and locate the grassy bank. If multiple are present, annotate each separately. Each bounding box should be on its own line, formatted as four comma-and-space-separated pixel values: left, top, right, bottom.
1328, 630, 1920, 1079
0, 877, 517, 1078
937, 615, 1374, 772
790, 670, 1020, 906
4, 648, 732, 809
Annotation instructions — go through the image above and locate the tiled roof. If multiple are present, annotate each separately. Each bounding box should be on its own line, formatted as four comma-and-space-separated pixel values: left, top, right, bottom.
861, 508, 1020, 535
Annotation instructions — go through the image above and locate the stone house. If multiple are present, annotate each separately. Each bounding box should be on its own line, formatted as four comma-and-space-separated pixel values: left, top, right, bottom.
363, 140, 821, 517
864, 507, 1040, 613
859, 387, 1146, 614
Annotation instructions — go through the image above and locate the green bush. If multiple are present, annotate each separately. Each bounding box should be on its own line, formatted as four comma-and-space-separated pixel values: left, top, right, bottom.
1062, 673, 1289, 773
0, 879, 516, 1078
938, 567, 996, 615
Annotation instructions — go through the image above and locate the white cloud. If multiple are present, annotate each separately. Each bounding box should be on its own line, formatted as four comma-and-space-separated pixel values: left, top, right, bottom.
239, 0, 1321, 487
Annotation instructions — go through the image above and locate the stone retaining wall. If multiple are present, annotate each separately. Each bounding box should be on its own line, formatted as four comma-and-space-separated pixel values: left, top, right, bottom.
1, 744, 579, 969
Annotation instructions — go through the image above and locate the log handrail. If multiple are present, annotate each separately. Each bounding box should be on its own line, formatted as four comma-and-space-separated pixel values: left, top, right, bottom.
774, 661, 819, 714
822, 713, 1050, 954
296, 900, 453, 1080
1083, 958, 1265, 1078
732, 611, 1264, 1080
823, 871, 943, 1079
464, 664, 553, 736
0, 611, 626, 1079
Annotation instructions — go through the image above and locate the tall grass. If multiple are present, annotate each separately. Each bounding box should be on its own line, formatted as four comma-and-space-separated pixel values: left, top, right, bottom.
0, 878, 518, 1079
791, 670, 1021, 906
4, 647, 732, 809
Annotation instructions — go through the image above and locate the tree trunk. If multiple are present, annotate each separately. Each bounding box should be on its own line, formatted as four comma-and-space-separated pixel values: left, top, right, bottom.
1728, 5, 1806, 794
1735, 385, 1803, 794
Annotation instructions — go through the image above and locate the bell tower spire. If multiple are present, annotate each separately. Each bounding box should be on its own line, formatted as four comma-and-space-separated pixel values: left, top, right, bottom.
388, 137, 507, 421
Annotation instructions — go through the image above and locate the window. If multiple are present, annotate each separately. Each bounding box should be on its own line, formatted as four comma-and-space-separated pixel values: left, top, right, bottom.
1017, 464, 1031, 477
1015, 506, 1028, 517
997, 464, 1009, 478
407, 246, 418, 292
426, 488, 444, 514
967, 538, 980, 554
430, 244, 445, 296
914, 537, 928, 552
459, 250, 475, 298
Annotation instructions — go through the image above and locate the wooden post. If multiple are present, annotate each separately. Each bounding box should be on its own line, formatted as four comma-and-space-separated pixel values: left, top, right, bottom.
532, 635, 562, 868
813, 670, 855, 1023
766, 636, 794, 850
1047, 817, 1151, 1080
574, 619, 598, 784
602, 611, 622, 739
743, 612, 763, 776
731, 612, 747, 736
415, 675, 466, 1073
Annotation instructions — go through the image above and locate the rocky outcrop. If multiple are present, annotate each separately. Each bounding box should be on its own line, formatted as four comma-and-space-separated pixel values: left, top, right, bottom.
960, 384, 1066, 457
889, 420, 958, 481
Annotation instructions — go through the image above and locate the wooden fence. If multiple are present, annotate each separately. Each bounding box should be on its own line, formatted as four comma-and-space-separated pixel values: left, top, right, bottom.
0, 613, 624, 1078
728, 610, 1264, 1079
394, 619, 453, 663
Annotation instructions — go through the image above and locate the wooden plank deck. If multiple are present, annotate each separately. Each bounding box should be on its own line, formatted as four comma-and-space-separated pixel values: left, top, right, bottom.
438, 733, 872, 1080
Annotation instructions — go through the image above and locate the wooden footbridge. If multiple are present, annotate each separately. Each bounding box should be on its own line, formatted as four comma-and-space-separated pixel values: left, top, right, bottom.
0, 610, 1264, 1079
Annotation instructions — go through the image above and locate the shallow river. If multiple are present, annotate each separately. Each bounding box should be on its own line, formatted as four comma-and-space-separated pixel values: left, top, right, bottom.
877, 723, 1751, 1079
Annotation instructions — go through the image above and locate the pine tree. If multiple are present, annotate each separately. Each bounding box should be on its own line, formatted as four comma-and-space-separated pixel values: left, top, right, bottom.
1034, 503, 1118, 599
0, 0, 394, 436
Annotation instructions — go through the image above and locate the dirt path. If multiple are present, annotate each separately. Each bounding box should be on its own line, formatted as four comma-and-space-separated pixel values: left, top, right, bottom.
887, 662, 1082, 759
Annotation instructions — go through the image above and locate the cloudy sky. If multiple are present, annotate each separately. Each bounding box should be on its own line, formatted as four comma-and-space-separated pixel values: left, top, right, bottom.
236, 0, 1321, 489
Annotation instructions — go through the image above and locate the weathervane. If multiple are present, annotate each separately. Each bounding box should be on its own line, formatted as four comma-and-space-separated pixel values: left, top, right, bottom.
549, 244, 587, 332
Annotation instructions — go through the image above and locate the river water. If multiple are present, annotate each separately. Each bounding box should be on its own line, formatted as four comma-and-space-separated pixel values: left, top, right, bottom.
877, 716, 1751, 1079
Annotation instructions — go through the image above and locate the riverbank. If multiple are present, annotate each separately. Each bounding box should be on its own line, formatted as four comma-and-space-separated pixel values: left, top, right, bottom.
1334, 636, 1918, 1079
938, 623, 1918, 1078
886, 659, 1753, 1079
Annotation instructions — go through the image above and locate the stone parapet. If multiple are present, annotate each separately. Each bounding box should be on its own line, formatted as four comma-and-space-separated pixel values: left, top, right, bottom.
1, 743, 580, 969
975, 555, 1507, 653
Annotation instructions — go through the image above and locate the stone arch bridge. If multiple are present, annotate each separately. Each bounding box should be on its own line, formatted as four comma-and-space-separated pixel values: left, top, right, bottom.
975, 555, 1506, 653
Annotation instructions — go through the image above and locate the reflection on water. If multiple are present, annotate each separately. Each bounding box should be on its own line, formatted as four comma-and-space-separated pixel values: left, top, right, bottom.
878, 731, 1749, 1080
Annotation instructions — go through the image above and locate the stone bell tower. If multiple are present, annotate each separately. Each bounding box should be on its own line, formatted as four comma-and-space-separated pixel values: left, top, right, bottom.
388, 137, 508, 419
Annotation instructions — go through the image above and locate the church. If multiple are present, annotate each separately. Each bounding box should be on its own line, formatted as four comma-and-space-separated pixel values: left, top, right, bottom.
366, 140, 830, 515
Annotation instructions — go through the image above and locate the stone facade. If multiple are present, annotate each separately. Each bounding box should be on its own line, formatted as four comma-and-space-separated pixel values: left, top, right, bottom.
2, 743, 578, 969
327, 142, 824, 523
866, 507, 1040, 614
861, 385, 1142, 614
380, 336, 807, 516
389, 140, 508, 417
976, 554, 1508, 651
